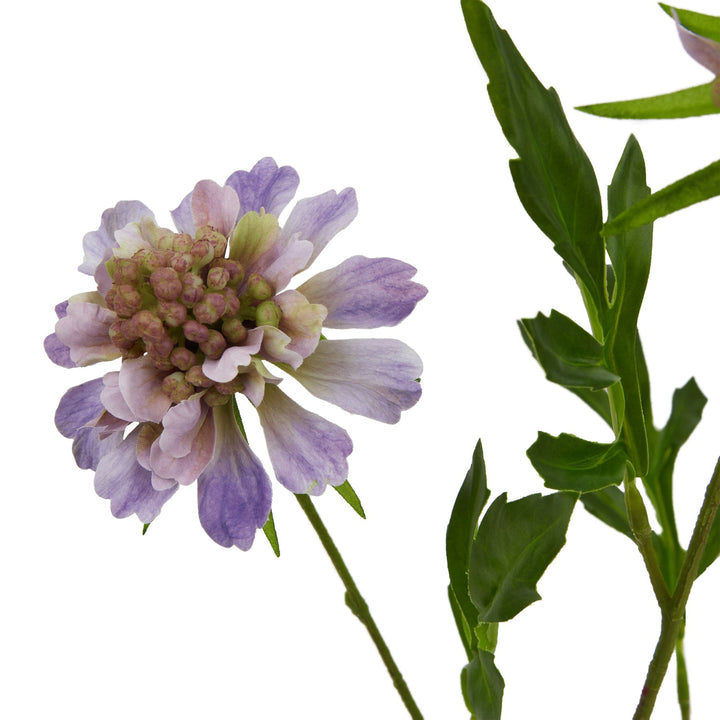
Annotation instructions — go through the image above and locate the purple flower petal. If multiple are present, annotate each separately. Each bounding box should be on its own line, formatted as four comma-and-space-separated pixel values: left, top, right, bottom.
55, 377, 105, 438
280, 187, 358, 269
257, 384, 352, 494
289, 338, 423, 424
225, 158, 300, 217
149, 397, 215, 486
118, 356, 172, 423
80, 201, 155, 276
95, 426, 178, 523
197, 403, 272, 550
191, 180, 241, 237
44, 332, 75, 368
54, 301, 121, 367
274, 289, 326, 360
171, 191, 194, 235
298, 256, 428, 329
100, 371, 138, 422
73, 427, 123, 471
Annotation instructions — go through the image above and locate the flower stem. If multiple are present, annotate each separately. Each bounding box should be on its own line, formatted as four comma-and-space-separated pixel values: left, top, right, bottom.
632, 456, 720, 720
295, 493, 424, 720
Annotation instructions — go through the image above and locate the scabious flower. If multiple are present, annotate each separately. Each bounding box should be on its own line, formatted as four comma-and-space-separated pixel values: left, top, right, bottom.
46, 158, 427, 549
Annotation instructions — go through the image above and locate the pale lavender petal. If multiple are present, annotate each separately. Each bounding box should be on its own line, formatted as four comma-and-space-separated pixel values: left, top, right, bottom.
118, 356, 172, 423
44, 332, 75, 368
289, 338, 423, 423
149, 397, 215, 486
95, 426, 178, 523
171, 192, 194, 235
191, 180, 241, 237
55, 377, 105, 438
100, 372, 137, 422
253, 236, 313, 292
274, 290, 326, 359
202, 327, 264, 383
80, 201, 155, 276
237, 361, 282, 408
298, 256, 428, 329
257, 384, 352, 494
280, 188, 358, 268
197, 403, 272, 550
73, 427, 123, 471
259, 326, 303, 369
54, 302, 121, 366
674, 10, 720, 75
225, 158, 300, 217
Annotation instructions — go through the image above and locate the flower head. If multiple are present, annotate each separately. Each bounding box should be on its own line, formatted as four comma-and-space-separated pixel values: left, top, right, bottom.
46, 158, 426, 549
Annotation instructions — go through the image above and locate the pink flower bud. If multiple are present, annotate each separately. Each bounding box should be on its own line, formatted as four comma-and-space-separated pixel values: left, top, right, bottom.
183, 319, 210, 343
186, 364, 214, 388
246, 273, 273, 301
150, 267, 183, 301
199, 329, 227, 359
156, 300, 187, 327
172, 233, 195, 253
193, 292, 226, 325
161, 371, 195, 403
207, 266, 230, 290
170, 347, 197, 371
221, 317, 248, 344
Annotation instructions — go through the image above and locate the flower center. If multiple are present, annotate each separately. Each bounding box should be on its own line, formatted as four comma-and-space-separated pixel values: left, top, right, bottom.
105, 225, 282, 405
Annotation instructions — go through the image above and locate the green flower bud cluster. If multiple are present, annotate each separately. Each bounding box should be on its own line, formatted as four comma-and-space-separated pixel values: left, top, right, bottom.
105, 225, 285, 404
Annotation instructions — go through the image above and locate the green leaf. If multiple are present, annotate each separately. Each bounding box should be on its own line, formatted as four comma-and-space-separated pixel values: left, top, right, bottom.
519, 310, 619, 390
527, 432, 629, 493
449, 584, 475, 660
332, 480, 366, 519
461, 0, 605, 312
468, 492, 576, 621
602, 159, 720, 236
659, 4, 720, 43
604, 135, 652, 476
262, 511, 280, 557
699, 512, 720, 577
578, 83, 719, 119
462, 651, 505, 720
447, 440, 491, 638
580, 486, 633, 539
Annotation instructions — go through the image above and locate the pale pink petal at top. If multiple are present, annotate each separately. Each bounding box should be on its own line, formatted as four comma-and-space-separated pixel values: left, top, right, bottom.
191, 180, 241, 237
280, 187, 358, 269
118, 356, 172, 423
674, 9, 720, 75
289, 338, 423, 424
54, 301, 121, 367
257, 384, 352, 495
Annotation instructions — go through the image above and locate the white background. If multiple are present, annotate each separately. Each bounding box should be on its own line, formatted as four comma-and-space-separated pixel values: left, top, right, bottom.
3, 1, 720, 718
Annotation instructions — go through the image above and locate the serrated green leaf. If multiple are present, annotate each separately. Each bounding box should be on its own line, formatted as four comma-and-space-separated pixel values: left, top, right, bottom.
604, 135, 652, 476
580, 486, 633, 539
461, 0, 605, 312
578, 83, 719, 119
332, 480, 366, 519
447, 440, 491, 638
660, 3, 720, 43
469, 492, 576, 622
602, 159, 720, 236
528, 432, 629, 493
519, 310, 619, 390
462, 651, 505, 720
262, 511, 280, 557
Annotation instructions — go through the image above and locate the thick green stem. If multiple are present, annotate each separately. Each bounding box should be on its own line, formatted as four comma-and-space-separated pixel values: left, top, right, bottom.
676, 622, 690, 720
632, 456, 720, 720
295, 494, 425, 720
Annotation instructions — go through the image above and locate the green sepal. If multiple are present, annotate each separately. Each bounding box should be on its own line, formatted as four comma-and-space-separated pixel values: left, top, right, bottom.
577, 83, 719, 119
142, 523, 151, 535
332, 480, 366, 519
447, 440, 491, 638
462, 651, 505, 720
602, 159, 720, 236
460, 0, 605, 313
468, 491, 576, 622
580, 486, 633, 540
528, 432, 629, 493
262, 511, 280, 557
659, 3, 720, 43
604, 135, 652, 476
519, 310, 619, 390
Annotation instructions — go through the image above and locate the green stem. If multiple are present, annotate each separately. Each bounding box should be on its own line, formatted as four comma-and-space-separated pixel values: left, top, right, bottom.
676, 621, 690, 720
295, 494, 425, 720
632, 456, 720, 720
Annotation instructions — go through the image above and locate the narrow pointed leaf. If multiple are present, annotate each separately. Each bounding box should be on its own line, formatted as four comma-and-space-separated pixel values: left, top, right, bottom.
660, 4, 720, 43
602, 159, 720, 236
461, 0, 605, 311
519, 310, 619, 390
463, 651, 505, 720
333, 479, 366, 519
262, 511, 280, 557
469, 492, 576, 621
447, 440, 491, 634
699, 513, 720, 576
528, 432, 629, 493
449, 584, 475, 660
578, 83, 719, 119
605, 135, 652, 475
